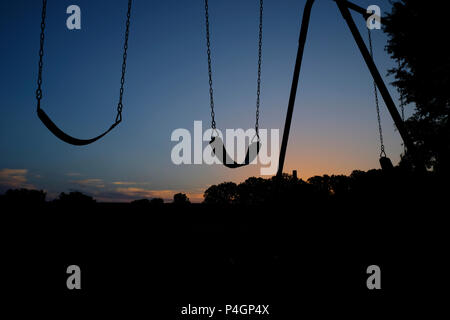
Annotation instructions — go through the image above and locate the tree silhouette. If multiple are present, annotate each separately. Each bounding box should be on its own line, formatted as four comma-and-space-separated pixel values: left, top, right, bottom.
236, 177, 269, 206
173, 193, 190, 206
150, 198, 164, 208
56, 191, 95, 205
328, 175, 351, 196
203, 174, 317, 206
204, 182, 238, 205
307, 175, 332, 195
0, 188, 46, 206
131, 198, 151, 208
384, 0, 450, 174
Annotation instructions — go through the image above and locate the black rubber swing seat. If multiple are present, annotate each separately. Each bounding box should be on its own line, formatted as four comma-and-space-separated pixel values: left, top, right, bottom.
37, 108, 120, 146
209, 136, 261, 169
379, 156, 394, 171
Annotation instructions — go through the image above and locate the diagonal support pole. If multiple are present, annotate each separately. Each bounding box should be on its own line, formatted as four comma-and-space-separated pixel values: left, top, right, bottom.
335, 0, 413, 153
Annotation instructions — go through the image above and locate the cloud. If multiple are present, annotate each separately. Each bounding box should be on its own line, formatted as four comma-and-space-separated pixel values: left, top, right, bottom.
112, 181, 139, 186
114, 187, 204, 203
70, 178, 105, 189
185, 192, 204, 203
0, 170, 205, 202
66, 172, 81, 177
0, 168, 35, 190
65, 177, 204, 203
115, 187, 174, 200
93, 187, 204, 203
92, 191, 139, 202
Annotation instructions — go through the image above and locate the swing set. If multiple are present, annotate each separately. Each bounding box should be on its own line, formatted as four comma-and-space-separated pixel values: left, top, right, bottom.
34, 0, 415, 173
276, 0, 417, 176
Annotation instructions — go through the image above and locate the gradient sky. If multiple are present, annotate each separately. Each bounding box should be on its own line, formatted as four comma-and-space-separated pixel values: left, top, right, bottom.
0, 0, 408, 202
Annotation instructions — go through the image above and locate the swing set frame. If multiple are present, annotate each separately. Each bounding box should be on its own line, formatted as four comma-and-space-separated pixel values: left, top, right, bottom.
276, 0, 417, 177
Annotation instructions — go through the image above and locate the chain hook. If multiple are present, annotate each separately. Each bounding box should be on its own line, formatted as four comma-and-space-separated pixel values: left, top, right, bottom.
380, 145, 386, 158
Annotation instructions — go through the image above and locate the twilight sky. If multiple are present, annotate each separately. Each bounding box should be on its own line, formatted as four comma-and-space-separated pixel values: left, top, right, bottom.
0, 0, 408, 202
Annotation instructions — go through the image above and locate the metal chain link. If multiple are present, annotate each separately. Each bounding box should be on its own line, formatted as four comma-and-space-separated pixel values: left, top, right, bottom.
204, 0, 263, 133
368, 29, 385, 157
116, 0, 133, 123
255, 0, 263, 138
204, 0, 216, 129
397, 60, 405, 122
399, 92, 405, 122
36, 0, 47, 104
397, 59, 406, 153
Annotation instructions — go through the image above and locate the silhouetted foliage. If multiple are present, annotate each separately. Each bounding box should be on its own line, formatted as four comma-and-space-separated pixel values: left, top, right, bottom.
201, 166, 449, 208
307, 175, 332, 195
384, 0, 450, 174
1, 169, 445, 211
150, 198, 164, 208
236, 177, 269, 206
0, 188, 46, 206
131, 199, 151, 208
173, 193, 190, 206
204, 182, 238, 205
203, 174, 316, 206
328, 175, 351, 196
56, 191, 95, 205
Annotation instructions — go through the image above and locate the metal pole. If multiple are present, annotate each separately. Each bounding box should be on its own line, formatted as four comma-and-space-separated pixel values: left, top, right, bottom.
335, 0, 415, 155
340, 0, 370, 18
277, 0, 315, 177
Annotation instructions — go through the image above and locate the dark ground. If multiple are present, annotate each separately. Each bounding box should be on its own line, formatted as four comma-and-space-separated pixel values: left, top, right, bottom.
1, 175, 448, 318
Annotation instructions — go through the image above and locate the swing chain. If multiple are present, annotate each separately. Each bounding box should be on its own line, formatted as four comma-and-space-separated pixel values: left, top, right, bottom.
36, 0, 47, 104
36, 0, 131, 125
205, 0, 263, 133
397, 60, 405, 121
255, 0, 263, 138
397, 59, 407, 153
116, 0, 133, 124
368, 29, 385, 158
204, 0, 216, 129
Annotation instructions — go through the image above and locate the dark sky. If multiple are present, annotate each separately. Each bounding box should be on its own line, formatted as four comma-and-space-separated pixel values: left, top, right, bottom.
0, 0, 406, 201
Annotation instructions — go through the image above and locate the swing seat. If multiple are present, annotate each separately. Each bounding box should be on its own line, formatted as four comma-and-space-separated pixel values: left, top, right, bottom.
209, 136, 260, 169
35, 0, 131, 146
37, 108, 119, 146
379, 156, 393, 171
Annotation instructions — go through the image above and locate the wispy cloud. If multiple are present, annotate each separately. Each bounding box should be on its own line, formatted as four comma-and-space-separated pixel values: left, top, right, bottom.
70, 178, 105, 189
0, 168, 35, 191
0, 170, 205, 202
93, 187, 204, 203
112, 181, 139, 186
66, 172, 81, 177
65, 176, 204, 203
115, 187, 174, 200
115, 187, 204, 202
